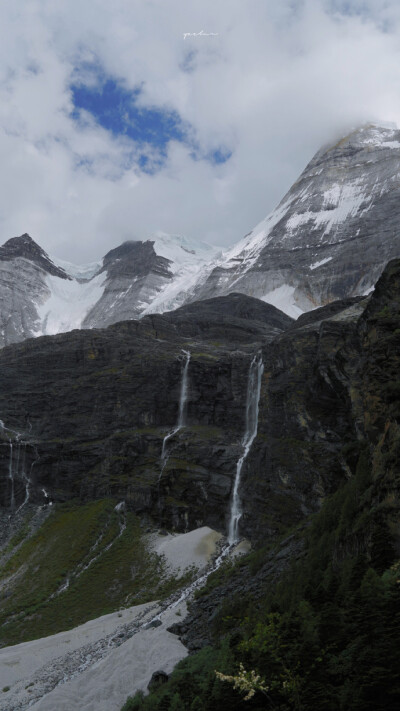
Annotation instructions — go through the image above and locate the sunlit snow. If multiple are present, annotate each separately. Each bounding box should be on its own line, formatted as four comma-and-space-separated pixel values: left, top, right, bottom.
36, 271, 107, 335
285, 180, 372, 238
141, 233, 221, 315
261, 284, 303, 319
150, 232, 219, 273
310, 257, 332, 270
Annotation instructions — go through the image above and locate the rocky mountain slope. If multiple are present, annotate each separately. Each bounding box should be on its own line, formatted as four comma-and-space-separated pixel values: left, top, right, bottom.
0, 293, 291, 538
0, 257, 398, 560
184, 124, 400, 316
0, 259, 398, 708
1, 124, 400, 347
0, 233, 218, 348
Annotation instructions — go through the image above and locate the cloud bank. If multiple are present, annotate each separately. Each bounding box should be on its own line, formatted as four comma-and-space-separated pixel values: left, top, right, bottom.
0, 0, 400, 261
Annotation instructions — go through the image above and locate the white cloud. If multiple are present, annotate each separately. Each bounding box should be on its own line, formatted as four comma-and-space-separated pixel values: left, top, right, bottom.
0, 0, 400, 261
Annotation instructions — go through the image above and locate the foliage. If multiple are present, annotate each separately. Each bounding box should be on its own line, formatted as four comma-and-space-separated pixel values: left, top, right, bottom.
215, 663, 270, 701
0, 499, 195, 645
123, 443, 400, 710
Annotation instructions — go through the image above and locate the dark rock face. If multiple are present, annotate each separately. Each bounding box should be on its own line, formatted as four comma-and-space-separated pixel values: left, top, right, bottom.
82, 241, 174, 328
101, 241, 172, 280
0, 234, 69, 279
0, 234, 218, 348
291, 295, 366, 329
0, 234, 72, 348
0, 261, 399, 544
141, 293, 294, 345
148, 670, 169, 690
0, 294, 289, 533
168, 532, 306, 651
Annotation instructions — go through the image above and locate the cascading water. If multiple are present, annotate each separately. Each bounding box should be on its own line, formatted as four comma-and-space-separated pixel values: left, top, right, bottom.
16, 450, 35, 515
1, 421, 39, 513
228, 353, 264, 544
159, 350, 191, 480
8, 441, 15, 511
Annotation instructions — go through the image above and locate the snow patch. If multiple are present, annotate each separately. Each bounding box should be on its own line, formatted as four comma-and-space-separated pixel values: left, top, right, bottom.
261, 284, 303, 319
150, 232, 219, 273
285, 180, 371, 237
50, 256, 102, 281
36, 272, 107, 336
381, 141, 400, 149
310, 257, 332, 270
147, 527, 222, 577
141, 261, 214, 315
224, 198, 291, 266
140, 234, 221, 316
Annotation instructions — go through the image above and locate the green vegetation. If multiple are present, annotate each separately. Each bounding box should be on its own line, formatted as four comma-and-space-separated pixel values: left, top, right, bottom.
4, 510, 35, 552
0, 499, 194, 646
124, 445, 400, 710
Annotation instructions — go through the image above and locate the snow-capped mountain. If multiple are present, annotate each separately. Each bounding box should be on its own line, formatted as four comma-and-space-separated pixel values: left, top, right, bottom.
180, 123, 400, 317
1, 123, 400, 347
82, 233, 220, 329
0, 232, 219, 347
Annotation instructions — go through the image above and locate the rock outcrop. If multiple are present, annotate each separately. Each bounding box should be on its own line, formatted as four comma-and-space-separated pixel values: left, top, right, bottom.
188, 124, 400, 315
0, 292, 289, 534
0, 260, 399, 545
1, 126, 400, 347
0, 233, 218, 347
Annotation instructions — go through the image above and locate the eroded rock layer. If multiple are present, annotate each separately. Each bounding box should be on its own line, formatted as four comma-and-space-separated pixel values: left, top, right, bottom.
0, 261, 399, 543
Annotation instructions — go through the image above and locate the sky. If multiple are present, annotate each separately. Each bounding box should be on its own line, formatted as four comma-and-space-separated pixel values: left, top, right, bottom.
1, 0, 400, 262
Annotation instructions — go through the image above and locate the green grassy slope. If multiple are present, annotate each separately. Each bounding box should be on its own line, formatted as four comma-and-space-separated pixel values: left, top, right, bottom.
0, 499, 193, 646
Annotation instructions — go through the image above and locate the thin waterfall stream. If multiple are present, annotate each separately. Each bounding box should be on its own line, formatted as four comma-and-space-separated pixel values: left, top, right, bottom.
159, 349, 191, 480
1, 421, 41, 513
228, 353, 264, 544
8, 441, 15, 511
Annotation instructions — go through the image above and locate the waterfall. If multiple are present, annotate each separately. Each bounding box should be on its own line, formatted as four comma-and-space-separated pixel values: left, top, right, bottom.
159, 350, 191, 478
228, 353, 264, 544
2, 421, 38, 513
16, 450, 34, 515
8, 442, 15, 511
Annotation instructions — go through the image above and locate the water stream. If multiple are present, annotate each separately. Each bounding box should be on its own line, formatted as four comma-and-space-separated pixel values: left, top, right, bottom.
159, 350, 191, 481
1, 421, 40, 513
228, 353, 264, 544
8, 442, 15, 511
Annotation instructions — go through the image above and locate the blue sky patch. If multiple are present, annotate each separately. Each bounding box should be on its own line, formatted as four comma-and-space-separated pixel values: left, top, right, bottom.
71, 67, 232, 173
210, 148, 233, 165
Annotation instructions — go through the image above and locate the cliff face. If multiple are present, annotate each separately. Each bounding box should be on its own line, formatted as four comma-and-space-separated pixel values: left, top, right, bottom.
0, 294, 291, 535
189, 125, 400, 315
0, 262, 399, 545
82, 241, 174, 328
0, 234, 70, 348
0, 233, 219, 348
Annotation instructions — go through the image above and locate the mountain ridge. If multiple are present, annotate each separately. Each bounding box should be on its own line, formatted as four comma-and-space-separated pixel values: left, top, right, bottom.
0, 124, 399, 347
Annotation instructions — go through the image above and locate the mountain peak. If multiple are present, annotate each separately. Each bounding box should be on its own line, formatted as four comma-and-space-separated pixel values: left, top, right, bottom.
320, 123, 400, 158
187, 122, 400, 315
0, 234, 70, 279
102, 239, 172, 280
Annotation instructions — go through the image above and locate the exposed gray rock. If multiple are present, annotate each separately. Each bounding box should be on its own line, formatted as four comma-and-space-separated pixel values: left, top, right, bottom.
1, 125, 399, 346
83, 241, 173, 328
0, 234, 219, 347
188, 124, 400, 315
0, 234, 69, 280
0, 235, 70, 348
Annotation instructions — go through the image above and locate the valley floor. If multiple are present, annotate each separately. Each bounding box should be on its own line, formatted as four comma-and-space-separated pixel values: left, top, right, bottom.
0, 526, 223, 711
